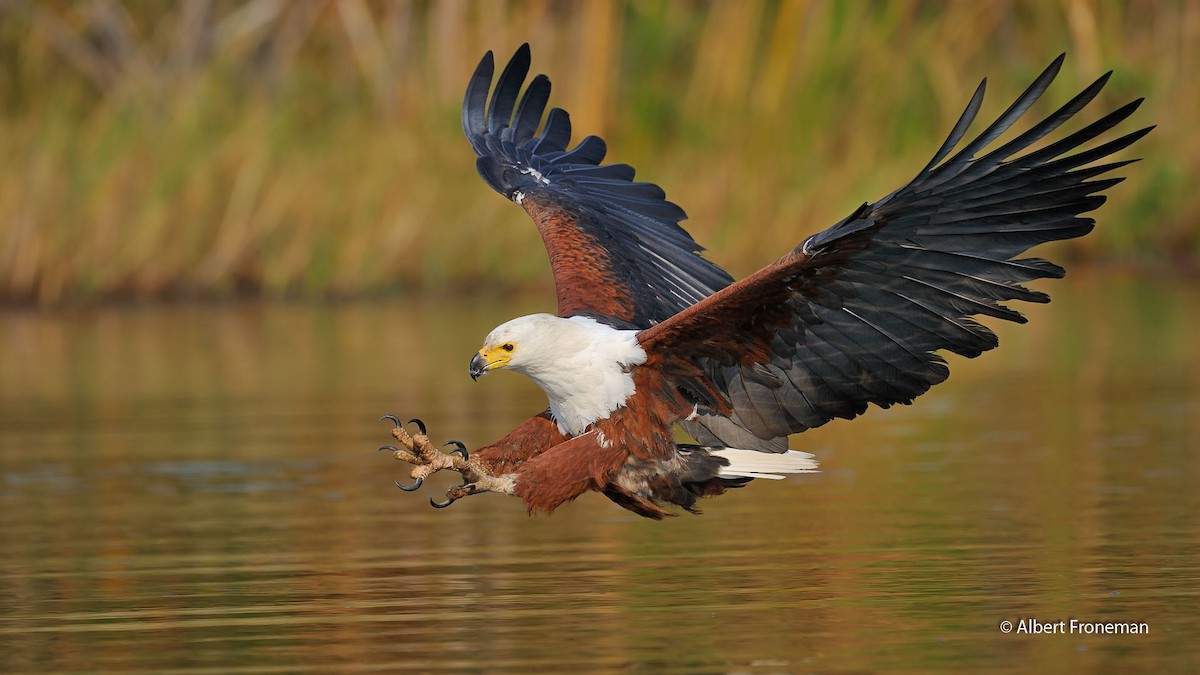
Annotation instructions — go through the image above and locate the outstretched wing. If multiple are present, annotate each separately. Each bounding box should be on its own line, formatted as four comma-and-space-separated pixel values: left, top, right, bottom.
639, 55, 1151, 440
463, 44, 733, 327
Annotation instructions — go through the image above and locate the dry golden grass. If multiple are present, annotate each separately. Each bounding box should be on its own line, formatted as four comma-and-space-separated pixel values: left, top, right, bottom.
0, 0, 1192, 304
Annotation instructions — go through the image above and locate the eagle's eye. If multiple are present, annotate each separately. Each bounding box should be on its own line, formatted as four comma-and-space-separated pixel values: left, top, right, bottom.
501, 342, 515, 352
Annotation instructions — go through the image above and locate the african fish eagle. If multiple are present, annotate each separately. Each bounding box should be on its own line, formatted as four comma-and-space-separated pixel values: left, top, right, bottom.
380, 44, 1149, 519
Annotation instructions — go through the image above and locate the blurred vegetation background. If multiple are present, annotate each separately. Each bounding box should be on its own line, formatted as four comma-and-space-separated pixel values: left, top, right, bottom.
0, 0, 1192, 305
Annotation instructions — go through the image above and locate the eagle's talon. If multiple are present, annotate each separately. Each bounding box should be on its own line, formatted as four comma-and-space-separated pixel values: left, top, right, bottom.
396, 476, 424, 492
380, 419, 499, 502
445, 440, 469, 460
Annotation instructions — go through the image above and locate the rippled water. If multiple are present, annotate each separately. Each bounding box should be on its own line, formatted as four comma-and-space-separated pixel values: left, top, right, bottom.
1, 276, 1198, 672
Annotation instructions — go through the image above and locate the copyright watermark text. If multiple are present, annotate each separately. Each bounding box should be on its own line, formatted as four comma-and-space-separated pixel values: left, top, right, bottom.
999, 618, 1149, 635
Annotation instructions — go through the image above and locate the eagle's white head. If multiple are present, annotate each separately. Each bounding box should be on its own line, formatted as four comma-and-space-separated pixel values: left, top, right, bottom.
469, 313, 647, 435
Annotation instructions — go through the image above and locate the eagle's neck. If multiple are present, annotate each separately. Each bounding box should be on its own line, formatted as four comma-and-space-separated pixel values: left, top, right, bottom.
516, 316, 647, 436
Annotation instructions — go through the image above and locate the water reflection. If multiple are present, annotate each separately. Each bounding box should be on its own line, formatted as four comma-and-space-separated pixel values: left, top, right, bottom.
1, 276, 1197, 671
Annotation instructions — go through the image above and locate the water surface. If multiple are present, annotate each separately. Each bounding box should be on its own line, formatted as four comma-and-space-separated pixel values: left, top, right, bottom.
1, 275, 1197, 672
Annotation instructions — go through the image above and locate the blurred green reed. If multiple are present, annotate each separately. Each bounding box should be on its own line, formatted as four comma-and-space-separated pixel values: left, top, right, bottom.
0, 0, 1192, 305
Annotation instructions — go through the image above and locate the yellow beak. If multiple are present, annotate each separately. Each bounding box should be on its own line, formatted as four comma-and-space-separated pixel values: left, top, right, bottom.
469, 347, 511, 380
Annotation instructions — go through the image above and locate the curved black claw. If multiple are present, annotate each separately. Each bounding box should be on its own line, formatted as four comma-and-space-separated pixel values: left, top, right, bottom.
380, 414, 402, 429
429, 481, 480, 509
395, 476, 424, 492
408, 418, 427, 435
444, 440, 469, 460
378, 444, 400, 453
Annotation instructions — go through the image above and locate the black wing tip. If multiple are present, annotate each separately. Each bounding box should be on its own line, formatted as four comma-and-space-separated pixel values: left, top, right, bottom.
514, 42, 532, 70
471, 43, 530, 79
505, 43, 533, 80
465, 49, 489, 82
1040, 53, 1067, 78
1124, 124, 1156, 145
1043, 255, 1070, 272
1034, 53, 1065, 87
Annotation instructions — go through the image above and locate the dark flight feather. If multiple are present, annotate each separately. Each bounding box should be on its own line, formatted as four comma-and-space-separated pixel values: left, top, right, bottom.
640, 56, 1151, 441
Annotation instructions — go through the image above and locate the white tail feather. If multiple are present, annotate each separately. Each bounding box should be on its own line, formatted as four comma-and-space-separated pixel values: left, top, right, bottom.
710, 448, 820, 480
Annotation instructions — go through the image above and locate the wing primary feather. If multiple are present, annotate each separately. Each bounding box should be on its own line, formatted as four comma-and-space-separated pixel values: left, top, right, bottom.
847, 256, 1050, 305
462, 50, 494, 152
942, 158, 1138, 204
953, 54, 1064, 159
487, 43, 531, 135
920, 55, 1064, 191
976, 71, 1112, 168
512, 74, 551, 143
1018, 99, 1147, 167
529, 107, 572, 154
883, 254, 1059, 297
918, 79, 987, 175
1034, 125, 1153, 174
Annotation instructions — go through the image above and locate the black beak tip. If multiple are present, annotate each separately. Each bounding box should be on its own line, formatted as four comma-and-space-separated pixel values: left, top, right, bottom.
469, 353, 486, 381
